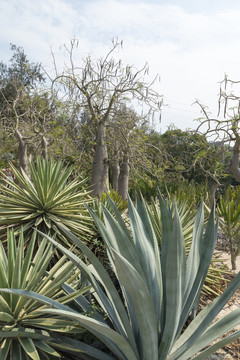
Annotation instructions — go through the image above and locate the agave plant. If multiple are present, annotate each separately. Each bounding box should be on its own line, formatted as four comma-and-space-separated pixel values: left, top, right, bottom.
147, 194, 228, 297
3, 193, 239, 360
88, 189, 128, 261
91, 189, 128, 223
0, 229, 96, 359
146, 194, 196, 245
0, 158, 95, 246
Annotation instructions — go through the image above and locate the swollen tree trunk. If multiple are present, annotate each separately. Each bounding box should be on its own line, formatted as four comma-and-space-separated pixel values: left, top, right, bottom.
229, 138, 240, 182
41, 135, 48, 160
118, 148, 129, 202
112, 142, 120, 191
15, 130, 30, 177
210, 182, 219, 207
91, 121, 109, 197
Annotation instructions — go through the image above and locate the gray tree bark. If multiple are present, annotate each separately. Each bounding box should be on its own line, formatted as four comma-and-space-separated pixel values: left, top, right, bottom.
118, 148, 129, 202
15, 129, 30, 177
41, 135, 48, 160
229, 139, 240, 182
112, 142, 120, 191
209, 182, 219, 207
91, 121, 109, 197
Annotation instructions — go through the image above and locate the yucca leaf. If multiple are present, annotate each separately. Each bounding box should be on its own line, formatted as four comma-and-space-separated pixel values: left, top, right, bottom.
0, 289, 76, 313
39, 308, 139, 360
0, 327, 53, 340
0, 312, 15, 323
18, 337, 40, 360
0, 295, 12, 314
11, 230, 24, 298
10, 340, 24, 360
0, 253, 9, 288
36, 260, 75, 300
50, 336, 115, 360
20, 231, 37, 287
0, 338, 12, 360
34, 340, 61, 358
22, 318, 81, 333
61, 283, 92, 311
7, 229, 16, 286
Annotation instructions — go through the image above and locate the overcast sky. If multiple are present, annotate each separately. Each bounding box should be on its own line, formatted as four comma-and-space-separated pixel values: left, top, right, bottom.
1, 0, 240, 133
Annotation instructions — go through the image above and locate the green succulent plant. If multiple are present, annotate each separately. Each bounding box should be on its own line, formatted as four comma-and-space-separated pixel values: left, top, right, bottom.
4, 193, 239, 360
146, 193, 228, 297
217, 185, 240, 270
88, 189, 128, 261
91, 189, 128, 223
0, 158, 95, 246
0, 229, 94, 360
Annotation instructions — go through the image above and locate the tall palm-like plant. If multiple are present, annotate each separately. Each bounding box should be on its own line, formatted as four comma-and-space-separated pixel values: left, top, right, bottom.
0, 158, 95, 246
3, 193, 239, 360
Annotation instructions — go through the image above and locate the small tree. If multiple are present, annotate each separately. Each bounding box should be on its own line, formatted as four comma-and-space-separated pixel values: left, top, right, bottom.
0, 44, 51, 171
196, 75, 240, 186
52, 39, 162, 197
108, 106, 145, 201
217, 185, 240, 270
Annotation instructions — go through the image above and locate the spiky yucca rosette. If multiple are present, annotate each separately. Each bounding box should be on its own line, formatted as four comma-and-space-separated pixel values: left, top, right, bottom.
0, 158, 95, 247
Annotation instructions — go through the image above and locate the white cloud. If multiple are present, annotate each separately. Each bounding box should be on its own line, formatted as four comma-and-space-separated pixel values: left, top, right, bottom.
0, 0, 78, 62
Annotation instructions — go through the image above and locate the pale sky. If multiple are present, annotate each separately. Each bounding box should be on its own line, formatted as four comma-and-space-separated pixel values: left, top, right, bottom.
1, 0, 240, 133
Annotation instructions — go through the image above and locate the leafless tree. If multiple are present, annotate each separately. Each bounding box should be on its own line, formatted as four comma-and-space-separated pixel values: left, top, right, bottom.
0, 85, 53, 174
196, 75, 240, 188
52, 39, 162, 197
